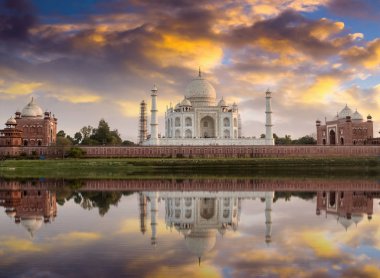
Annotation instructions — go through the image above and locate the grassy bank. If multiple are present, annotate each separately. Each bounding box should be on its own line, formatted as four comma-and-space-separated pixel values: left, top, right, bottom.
0, 157, 379, 179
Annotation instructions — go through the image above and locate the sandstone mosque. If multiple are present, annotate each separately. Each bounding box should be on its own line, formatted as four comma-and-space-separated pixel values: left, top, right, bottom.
139, 69, 275, 146
0, 98, 57, 147
316, 104, 377, 145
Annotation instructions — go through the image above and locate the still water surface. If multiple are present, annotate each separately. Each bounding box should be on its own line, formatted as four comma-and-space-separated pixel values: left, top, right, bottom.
0, 178, 380, 277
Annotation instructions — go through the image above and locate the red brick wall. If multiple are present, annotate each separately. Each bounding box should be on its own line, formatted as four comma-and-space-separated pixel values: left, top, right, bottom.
1, 145, 380, 158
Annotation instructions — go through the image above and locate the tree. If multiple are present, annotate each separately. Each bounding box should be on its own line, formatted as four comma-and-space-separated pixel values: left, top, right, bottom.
57, 130, 66, 137
80, 126, 93, 139
293, 135, 317, 145
74, 132, 83, 144
122, 140, 135, 146
88, 119, 122, 145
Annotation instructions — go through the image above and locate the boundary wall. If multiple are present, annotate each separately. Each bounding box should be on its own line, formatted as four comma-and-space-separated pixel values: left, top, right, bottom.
1, 145, 380, 158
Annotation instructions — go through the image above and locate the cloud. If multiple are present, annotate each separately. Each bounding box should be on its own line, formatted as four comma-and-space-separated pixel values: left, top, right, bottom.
0, 81, 42, 96
328, 0, 380, 20
341, 39, 380, 69
0, 0, 37, 40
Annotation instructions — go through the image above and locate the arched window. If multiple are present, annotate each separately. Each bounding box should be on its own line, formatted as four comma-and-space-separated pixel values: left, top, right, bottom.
23, 140, 28, 146
233, 118, 238, 127
185, 129, 192, 138
185, 209, 192, 219
223, 209, 229, 218
38, 140, 42, 146
224, 129, 230, 138
185, 117, 192, 126
175, 129, 181, 138
234, 130, 237, 138
175, 117, 181, 127
223, 117, 230, 127
340, 137, 344, 145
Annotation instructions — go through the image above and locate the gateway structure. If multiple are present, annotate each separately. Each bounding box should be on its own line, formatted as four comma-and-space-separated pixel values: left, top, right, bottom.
141, 70, 274, 146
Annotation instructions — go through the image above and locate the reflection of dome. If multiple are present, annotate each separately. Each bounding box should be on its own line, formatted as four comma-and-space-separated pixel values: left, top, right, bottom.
5, 117, 17, 125
21, 217, 43, 236
352, 214, 363, 225
5, 208, 16, 218
21, 98, 43, 117
352, 110, 363, 121
338, 105, 353, 119
185, 74, 216, 102
184, 229, 217, 258
338, 217, 353, 230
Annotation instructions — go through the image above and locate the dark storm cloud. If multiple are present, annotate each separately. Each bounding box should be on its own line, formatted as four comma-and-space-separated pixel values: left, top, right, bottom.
226, 9, 341, 58
0, 0, 37, 40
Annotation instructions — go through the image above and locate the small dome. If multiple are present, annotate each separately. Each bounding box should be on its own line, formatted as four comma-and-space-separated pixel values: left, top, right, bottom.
185, 73, 216, 102
180, 98, 192, 107
338, 217, 353, 230
21, 98, 43, 118
5, 208, 16, 218
352, 110, 363, 121
218, 98, 227, 107
5, 117, 17, 125
338, 105, 353, 119
352, 214, 363, 225
367, 114, 372, 120
21, 217, 43, 237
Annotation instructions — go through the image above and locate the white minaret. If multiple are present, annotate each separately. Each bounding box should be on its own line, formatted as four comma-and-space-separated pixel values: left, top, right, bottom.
265, 90, 273, 141
149, 192, 159, 246
150, 85, 159, 144
265, 192, 273, 245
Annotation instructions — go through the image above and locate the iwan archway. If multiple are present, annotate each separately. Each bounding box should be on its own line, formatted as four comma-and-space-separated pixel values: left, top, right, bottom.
200, 116, 215, 138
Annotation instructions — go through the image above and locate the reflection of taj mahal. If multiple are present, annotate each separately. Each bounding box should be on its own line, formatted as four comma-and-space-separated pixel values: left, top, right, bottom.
139, 191, 274, 261
141, 69, 275, 146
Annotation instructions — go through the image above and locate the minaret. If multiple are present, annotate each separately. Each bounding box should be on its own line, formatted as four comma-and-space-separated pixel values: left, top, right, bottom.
265, 90, 273, 140
139, 193, 147, 234
265, 192, 273, 245
150, 85, 159, 144
139, 101, 148, 144
149, 192, 159, 246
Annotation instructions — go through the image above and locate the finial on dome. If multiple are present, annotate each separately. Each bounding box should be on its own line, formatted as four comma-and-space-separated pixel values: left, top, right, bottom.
198, 66, 201, 78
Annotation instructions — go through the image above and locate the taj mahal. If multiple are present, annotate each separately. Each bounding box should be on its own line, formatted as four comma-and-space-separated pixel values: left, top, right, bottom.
140, 69, 275, 146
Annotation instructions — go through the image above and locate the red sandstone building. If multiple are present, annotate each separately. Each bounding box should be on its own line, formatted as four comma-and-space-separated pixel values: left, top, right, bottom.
316, 105, 376, 145
0, 98, 57, 147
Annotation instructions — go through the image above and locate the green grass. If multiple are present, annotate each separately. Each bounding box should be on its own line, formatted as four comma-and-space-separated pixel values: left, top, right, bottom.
0, 157, 379, 179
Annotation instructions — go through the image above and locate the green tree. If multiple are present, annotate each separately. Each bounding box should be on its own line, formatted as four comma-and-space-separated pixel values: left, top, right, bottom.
74, 132, 83, 144
122, 140, 135, 146
293, 135, 317, 145
89, 119, 122, 145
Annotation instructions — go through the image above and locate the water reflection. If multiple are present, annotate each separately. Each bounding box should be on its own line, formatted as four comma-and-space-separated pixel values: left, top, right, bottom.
141, 191, 273, 262
0, 188, 56, 237
0, 179, 380, 277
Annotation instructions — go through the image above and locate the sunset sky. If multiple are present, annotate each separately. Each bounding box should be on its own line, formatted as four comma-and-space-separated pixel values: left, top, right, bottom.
0, 0, 379, 141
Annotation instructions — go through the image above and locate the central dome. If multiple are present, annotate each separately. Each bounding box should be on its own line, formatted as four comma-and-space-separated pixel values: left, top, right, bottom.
184, 71, 216, 106
21, 98, 43, 118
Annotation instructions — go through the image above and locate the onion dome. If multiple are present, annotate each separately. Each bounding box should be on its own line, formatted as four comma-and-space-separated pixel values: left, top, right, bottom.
5, 116, 17, 125
352, 214, 363, 226
338, 217, 353, 231
21, 98, 43, 118
180, 98, 192, 107
367, 114, 372, 120
338, 104, 353, 119
351, 110, 363, 121
218, 97, 227, 107
185, 70, 216, 106
21, 217, 43, 237
185, 229, 217, 258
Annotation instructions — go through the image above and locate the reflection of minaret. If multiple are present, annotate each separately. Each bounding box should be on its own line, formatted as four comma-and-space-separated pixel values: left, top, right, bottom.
139, 193, 147, 234
265, 192, 273, 245
150, 192, 159, 246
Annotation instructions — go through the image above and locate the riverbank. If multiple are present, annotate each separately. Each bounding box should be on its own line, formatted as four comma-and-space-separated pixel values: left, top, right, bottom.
0, 157, 379, 179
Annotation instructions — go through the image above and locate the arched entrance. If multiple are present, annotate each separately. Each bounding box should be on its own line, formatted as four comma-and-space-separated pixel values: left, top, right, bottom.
200, 116, 215, 138
200, 198, 215, 220
329, 130, 336, 145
